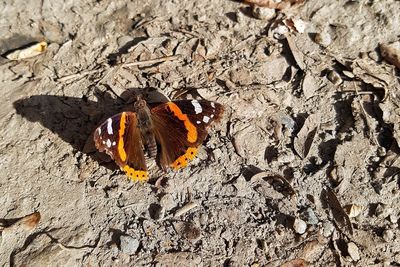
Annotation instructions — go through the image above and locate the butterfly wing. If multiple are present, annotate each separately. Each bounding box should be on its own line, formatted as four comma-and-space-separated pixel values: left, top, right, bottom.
151, 100, 223, 170
94, 112, 148, 181
171, 100, 224, 145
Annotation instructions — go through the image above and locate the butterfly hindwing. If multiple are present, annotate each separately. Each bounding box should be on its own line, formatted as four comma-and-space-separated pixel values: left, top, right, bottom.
94, 112, 148, 181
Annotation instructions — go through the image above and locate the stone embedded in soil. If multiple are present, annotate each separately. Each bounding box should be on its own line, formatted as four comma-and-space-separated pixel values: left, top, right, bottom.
293, 218, 307, 234
383, 229, 394, 242
314, 31, 332, 47
251, 6, 276, 20
344, 204, 363, 218
304, 208, 319, 225
120, 235, 140, 255
322, 221, 335, 237
327, 70, 343, 85
159, 194, 175, 211
347, 242, 360, 261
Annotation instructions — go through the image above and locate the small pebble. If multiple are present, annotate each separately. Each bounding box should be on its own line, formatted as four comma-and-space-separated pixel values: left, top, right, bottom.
377, 147, 386, 157
293, 218, 307, 234
383, 229, 394, 242
345, 204, 363, 218
199, 213, 208, 226
314, 31, 332, 47
368, 50, 380, 61
327, 70, 343, 85
117, 35, 134, 47
120, 235, 140, 255
347, 242, 360, 261
273, 25, 289, 40
236, 10, 245, 24
292, 171, 302, 179
159, 194, 175, 210
389, 214, 397, 224
370, 156, 380, 163
342, 70, 355, 78
376, 203, 391, 218
305, 208, 319, 225
323, 221, 335, 237
292, 18, 306, 33
279, 152, 296, 163
252, 6, 276, 20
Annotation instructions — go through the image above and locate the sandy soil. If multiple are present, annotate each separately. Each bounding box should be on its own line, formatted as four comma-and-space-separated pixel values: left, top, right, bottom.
1, 0, 400, 266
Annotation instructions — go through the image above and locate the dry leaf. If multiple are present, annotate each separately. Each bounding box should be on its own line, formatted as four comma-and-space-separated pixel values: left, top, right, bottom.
351, 57, 394, 101
21, 212, 41, 230
286, 35, 305, 70
293, 114, 318, 159
380, 42, 400, 70
1, 212, 41, 232
6, 42, 47, 60
251, 170, 296, 197
322, 189, 353, 235
302, 72, 319, 99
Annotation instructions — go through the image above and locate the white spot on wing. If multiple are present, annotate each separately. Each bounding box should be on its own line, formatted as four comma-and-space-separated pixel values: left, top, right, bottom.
106, 139, 112, 148
98, 127, 101, 135
102, 140, 106, 144
196, 121, 201, 124
210, 114, 214, 118
211, 102, 215, 108
112, 141, 116, 146
203, 116, 210, 123
191, 100, 202, 114
107, 118, 113, 135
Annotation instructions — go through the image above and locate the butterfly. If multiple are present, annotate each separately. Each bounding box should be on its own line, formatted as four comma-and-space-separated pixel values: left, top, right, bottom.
93, 96, 224, 182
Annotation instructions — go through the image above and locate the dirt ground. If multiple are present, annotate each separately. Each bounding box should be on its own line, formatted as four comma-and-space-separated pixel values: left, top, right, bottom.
1, 0, 400, 266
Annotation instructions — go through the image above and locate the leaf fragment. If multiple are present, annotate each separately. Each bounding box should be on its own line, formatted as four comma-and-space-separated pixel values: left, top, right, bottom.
6, 42, 47, 60
293, 114, 319, 159
321, 189, 353, 235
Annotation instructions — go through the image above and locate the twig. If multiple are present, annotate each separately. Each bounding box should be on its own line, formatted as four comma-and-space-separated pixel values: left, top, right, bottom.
56, 69, 102, 82
173, 202, 198, 217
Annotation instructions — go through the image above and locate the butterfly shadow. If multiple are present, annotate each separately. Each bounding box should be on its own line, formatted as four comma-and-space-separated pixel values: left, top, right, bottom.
13, 88, 170, 175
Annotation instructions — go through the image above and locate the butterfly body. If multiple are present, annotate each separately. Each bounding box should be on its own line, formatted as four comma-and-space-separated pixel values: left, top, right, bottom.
134, 98, 157, 158
94, 97, 223, 182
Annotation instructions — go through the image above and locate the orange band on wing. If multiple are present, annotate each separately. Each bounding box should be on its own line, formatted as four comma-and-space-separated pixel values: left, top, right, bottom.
122, 165, 148, 182
171, 147, 198, 170
118, 112, 127, 162
166, 102, 197, 143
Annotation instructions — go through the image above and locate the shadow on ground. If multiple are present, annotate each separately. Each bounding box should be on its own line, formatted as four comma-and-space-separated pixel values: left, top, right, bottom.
12, 88, 169, 172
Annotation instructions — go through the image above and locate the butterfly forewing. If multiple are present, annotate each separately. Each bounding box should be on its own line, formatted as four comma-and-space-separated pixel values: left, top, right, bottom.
94, 112, 148, 181
172, 100, 223, 141
93, 114, 122, 160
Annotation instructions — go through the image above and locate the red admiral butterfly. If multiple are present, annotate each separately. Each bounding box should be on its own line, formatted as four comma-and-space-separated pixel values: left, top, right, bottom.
94, 96, 224, 182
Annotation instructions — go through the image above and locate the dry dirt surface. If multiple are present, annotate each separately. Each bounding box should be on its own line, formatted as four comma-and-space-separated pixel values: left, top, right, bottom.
1, 0, 400, 266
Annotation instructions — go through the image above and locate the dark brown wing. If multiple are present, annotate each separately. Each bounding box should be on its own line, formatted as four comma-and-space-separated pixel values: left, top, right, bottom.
94, 112, 148, 181
171, 100, 224, 145
151, 100, 223, 170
